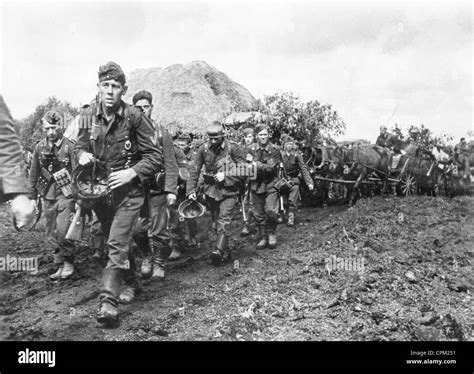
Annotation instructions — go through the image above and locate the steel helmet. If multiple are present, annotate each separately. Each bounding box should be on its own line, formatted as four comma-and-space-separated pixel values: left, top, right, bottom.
71, 160, 109, 208
178, 199, 206, 219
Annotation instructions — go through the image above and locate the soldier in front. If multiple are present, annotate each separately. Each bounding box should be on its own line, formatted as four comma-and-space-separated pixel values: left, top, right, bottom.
74, 62, 162, 325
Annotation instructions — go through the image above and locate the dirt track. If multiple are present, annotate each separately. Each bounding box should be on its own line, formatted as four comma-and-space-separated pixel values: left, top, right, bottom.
1, 195, 472, 341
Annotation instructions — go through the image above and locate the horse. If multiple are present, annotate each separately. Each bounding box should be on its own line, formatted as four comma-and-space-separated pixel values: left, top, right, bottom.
333, 144, 391, 206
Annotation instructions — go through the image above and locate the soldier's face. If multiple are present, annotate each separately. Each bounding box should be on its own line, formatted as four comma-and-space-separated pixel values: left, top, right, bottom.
43, 122, 61, 142
97, 79, 127, 109
257, 130, 269, 146
210, 136, 224, 147
244, 133, 254, 145
176, 140, 190, 152
135, 99, 153, 119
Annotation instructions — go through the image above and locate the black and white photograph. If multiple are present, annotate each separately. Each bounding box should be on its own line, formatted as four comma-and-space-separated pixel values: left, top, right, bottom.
0, 0, 472, 369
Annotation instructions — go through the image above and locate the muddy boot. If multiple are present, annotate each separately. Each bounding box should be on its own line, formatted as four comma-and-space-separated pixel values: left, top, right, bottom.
211, 233, 230, 266
240, 222, 250, 236
50, 263, 64, 280
287, 211, 295, 227
152, 243, 171, 280
97, 269, 123, 326
141, 257, 153, 279
119, 270, 139, 304
268, 232, 277, 248
168, 247, 182, 261
256, 225, 268, 250
61, 261, 74, 279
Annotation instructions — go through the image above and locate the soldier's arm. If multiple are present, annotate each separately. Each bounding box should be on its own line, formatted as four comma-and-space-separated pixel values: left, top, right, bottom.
0, 95, 32, 200
187, 146, 204, 195
162, 128, 178, 195
28, 144, 41, 195
297, 152, 313, 186
131, 113, 163, 184
73, 113, 93, 161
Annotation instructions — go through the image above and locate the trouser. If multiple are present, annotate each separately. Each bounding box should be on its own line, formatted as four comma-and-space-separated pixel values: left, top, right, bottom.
43, 198, 76, 264
250, 188, 280, 233
287, 183, 301, 209
205, 195, 238, 236
93, 194, 144, 305
169, 206, 198, 249
90, 212, 105, 253
133, 193, 171, 264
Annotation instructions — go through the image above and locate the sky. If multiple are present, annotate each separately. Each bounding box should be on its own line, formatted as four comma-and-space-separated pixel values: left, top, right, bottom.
0, 1, 472, 141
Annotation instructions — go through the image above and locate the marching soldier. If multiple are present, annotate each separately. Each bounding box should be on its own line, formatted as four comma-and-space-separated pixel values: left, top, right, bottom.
29, 110, 77, 280
74, 62, 162, 325
169, 133, 199, 260
454, 137, 471, 181
132, 90, 178, 280
248, 124, 283, 249
280, 136, 314, 226
0, 95, 36, 226
240, 127, 255, 236
187, 121, 246, 265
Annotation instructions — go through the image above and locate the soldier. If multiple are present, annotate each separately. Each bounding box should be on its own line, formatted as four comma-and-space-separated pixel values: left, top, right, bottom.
74, 62, 162, 325
454, 137, 471, 180
248, 124, 282, 249
131, 90, 178, 280
375, 125, 389, 147
29, 110, 77, 280
280, 136, 314, 226
187, 121, 246, 265
240, 127, 255, 236
0, 95, 36, 225
168, 133, 199, 260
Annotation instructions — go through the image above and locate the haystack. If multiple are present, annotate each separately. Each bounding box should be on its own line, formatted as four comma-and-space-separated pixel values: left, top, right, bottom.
124, 61, 258, 135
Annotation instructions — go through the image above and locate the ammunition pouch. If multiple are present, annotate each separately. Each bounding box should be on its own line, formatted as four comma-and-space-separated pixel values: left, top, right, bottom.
36, 168, 53, 196
53, 168, 73, 198
203, 173, 217, 185
148, 167, 166, 193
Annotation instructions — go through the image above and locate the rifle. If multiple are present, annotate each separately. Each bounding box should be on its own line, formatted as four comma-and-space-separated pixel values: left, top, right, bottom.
241, 177, 251, 223
277, 161, 286, 217
65, 204, 86, 242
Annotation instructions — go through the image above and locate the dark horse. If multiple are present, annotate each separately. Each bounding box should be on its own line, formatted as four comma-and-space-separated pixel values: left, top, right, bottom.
333, 145, 391, 206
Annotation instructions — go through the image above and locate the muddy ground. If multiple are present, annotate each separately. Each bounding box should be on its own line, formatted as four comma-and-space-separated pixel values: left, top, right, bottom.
0, 195, 472, 341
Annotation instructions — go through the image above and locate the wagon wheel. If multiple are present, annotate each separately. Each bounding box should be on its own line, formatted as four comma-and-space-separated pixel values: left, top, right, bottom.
400, 173, 417, 196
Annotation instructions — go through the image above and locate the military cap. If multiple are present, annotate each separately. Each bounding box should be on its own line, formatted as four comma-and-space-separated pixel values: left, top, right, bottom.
242, 127, 254, 135
207, 121, 224, 138
178, 132, 192, 141
255, 124, 269, 135
98, 61, 126, 85
282, 135, 295, 145
42, 110, 62, 125
132, 90, 153, 105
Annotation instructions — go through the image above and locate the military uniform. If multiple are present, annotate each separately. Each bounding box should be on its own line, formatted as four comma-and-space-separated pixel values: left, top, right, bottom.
29, 134, 76, 267
0, 95, 31, 202
281, 150, 313, 214
248, 141, 283, 247
133, 120, 178, 278
74, 99, 162, 310
187, 138, 246, 262
169, 143, 198, 259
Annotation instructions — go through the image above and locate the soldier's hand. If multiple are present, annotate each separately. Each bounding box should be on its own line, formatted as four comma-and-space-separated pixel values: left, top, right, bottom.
108, 168, 137, 190
187, 193, 197, 201
214, 171, 225, 183
11, 194, 36, 229
308, 184, 314, 191
166, 193, 177, 207
79, 152, 94, 166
